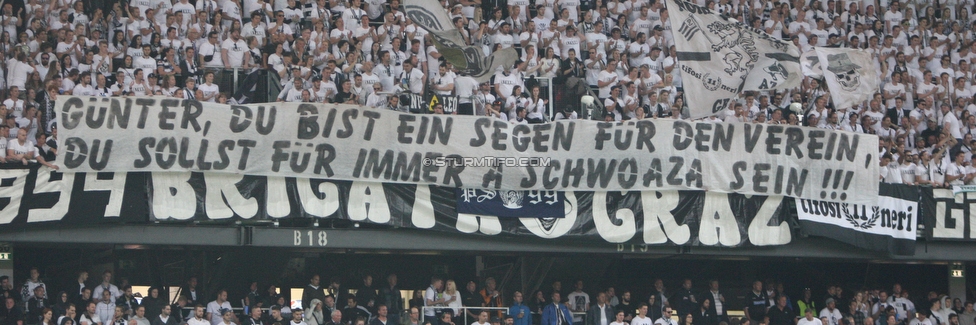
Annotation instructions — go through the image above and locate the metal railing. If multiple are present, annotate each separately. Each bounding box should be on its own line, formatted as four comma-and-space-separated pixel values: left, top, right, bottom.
211, 66, 588, 121
395, 76, 555, 118
582, 85, 603, 120
268, 70, 282, 101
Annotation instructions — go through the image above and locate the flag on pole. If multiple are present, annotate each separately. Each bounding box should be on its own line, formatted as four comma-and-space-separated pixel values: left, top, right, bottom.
666, 0, 802, 119
815, 47, 878, 109
800, 49, 823, 78
403, 0, 517, 83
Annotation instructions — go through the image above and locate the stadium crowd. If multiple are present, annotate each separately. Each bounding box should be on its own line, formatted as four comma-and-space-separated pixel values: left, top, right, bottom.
3, 0, 976, 182
0, 270, 971, 325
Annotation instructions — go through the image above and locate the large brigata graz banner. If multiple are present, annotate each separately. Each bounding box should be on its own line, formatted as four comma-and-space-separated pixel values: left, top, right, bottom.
0, 166, 925, 255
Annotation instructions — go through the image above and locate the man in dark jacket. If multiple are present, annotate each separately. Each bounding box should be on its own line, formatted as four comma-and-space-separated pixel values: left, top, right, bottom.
342, 297, 370, 325
586, 293, 615, 325
242, 306, 263, 325
302, 275, 327, 311
0, 297, 23, 325
355, 276, 377, 314
378, 275, 402, 325
150, 305, 181, 325
26, 287, 47, 325
671, 280, 697, 324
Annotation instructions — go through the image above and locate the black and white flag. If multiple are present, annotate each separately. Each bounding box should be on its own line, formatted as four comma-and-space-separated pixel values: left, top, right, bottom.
666, 0, 802, 119
403, 0, 517, 83
795, 184, 918, 255
800, 49, 823, 78
815, 47, 878, 109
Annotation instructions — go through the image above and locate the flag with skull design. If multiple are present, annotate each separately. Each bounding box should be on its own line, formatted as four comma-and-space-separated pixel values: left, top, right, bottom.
815, 47, 879, 109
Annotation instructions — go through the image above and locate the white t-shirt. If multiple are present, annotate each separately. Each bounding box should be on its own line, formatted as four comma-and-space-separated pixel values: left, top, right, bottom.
944, 112, 963, 139
494, 33, 515, 49
884, 83, 905, 107
597, 70, 617, 98
399, 69, 424, 94
455, 76, 478, 104
6, 139, 33, 157
92, 285, 120, 304
423, 286, 438, 316
797, 318, 820, 325
929, 160, 947, 186
631, 316, 653, 325
764, 20, 785, 37
494, 72, 520, 99
560, 36, 581, 58
80, 313, 101, 325
864, 110, 885, 132
199, 42, 223, 67
127, 82, 148, 97
520, 31, 539, 51
199, 83, 220, 102
372, 64, 395, 92
892, 298, 915, 320
281, 88, 304, 102
910, 319, 934, 325
807, 29, 828, 47
885, 164, 904, 184
6, 59, 31, 89
432, 73, 455, 96
219, 0, 242, 22
527, 98, 545, 120
173, 2, 195, 24
586, 32, 608, 56
915, 163, 931, 183
884, 10, 903, 30
73, 84, 95, 96
901, 163, 918, 184
2, 99, 22, 117
360, 73, 380, 95
628, 42, 650, 66
222, 38, 248, 68
207, 301, 232, 325
819, 308, 843, 325
566, 291, 590, 314
653, 318, 675, 325
947, 162, 967, 185
241, 23, 267, 45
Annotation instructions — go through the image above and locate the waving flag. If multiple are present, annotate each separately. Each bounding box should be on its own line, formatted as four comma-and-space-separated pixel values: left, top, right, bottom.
800, 49, 823, 78
815, 47, 878, 109
666, 0, 802, 119
403, 0, 517, 83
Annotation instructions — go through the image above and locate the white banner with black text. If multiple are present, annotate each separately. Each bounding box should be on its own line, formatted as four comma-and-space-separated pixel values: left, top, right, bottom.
54, 96, 879, 203
795, 184, 920, 256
